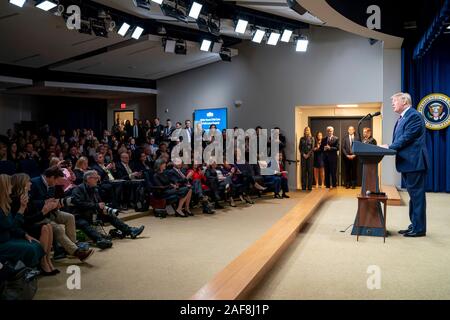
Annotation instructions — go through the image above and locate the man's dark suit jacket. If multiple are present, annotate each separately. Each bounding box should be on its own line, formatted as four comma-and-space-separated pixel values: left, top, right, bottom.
321, 135, 339, 161
90, 163, 111, 182
389, 107, 429, 173
113, 162, 133, 180
165, 168, 189, 186
342, 134, 359, 158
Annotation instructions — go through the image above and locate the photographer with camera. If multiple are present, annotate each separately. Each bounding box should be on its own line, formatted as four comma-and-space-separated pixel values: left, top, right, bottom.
71, 171, 145, 249
29, 166, 94, 262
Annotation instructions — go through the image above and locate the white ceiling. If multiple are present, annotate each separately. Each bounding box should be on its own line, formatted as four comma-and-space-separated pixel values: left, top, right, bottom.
51, 35, 237, 79
227, 0, 324, 25
0, 1, 236, 80
0, 2, 124, 68
0, 0, 318, 81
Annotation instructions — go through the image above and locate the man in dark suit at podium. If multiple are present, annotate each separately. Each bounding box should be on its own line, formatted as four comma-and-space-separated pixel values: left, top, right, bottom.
321, 126, 339, 189
382, 92, 429, 237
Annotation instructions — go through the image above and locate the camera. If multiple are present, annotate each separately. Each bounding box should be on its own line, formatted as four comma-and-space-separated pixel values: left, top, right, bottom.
104, 206, 120, 216
58, 197, 73, 207
109, 229, 126, 239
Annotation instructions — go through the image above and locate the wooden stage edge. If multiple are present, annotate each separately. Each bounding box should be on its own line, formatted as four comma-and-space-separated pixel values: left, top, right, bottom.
381, 185, 402, 206
190, 189, 332, 300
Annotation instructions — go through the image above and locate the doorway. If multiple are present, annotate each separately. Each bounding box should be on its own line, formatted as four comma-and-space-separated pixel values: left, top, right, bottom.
294, 103, 382, 190
309, 117, 373, 187
114, 111, 135, 126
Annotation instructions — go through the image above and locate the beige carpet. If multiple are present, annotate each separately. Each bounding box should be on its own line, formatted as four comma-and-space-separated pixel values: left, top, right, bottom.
35, 193, 307, 300
250, 191, 450, 300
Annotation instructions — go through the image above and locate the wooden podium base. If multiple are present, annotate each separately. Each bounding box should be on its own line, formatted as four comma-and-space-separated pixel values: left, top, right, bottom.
351, 195, 388, 241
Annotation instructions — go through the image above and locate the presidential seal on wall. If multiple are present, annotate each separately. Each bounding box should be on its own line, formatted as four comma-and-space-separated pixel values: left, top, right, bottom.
417, 93, 450, 130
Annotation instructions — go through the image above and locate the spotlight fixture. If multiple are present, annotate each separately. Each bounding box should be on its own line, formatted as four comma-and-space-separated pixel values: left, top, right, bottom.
200, 39, 212, 52
447, 25, 450, 30
267, 31, 280, 46
208, 15, 221, 36
35, 0, 57, 11
117, 22, 131, 36
175, 39, 187, 55
133, 0, 151, 10
90, 18, 108, 37
161, 0, 188, 23
281, 29, 293, 42
78, 18, 92, 35
219, 47, 232, 62
9, 0, 26, 7
151, 0, 163, 4
157, 25, 167, 35
188, 1, 202, 19
252, 29, 265, 44
108, 20, 116, 32
163, 38, 176, 53
211, 41, 223, 53
132, 26, 144, 39
296, 36, 308, 52
196, 14, 209, 33
235, 19, 248, 34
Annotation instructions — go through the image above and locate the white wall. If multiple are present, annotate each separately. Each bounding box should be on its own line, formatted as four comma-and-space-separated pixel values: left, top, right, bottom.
157, 26, 386, 188
381, 48, 402, 187
0, 94, 37, 135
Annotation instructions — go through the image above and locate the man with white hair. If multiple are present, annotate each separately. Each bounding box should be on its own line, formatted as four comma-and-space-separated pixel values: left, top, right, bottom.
381, 92, 429, 237
71, 170, 145, 248
321, 126, 339, 189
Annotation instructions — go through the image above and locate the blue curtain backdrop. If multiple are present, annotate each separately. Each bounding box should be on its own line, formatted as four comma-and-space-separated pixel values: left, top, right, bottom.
403, 36, 450, 192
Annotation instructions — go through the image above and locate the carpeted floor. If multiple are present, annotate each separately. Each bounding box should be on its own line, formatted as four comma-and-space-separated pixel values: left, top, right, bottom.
35, 193, 307, 300
35, 189, 450, 300
250, 191, 450, 300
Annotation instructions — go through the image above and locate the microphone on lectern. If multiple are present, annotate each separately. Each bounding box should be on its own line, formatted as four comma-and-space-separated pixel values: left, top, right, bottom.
358, 112, 381, 141
369, 111, 381, 118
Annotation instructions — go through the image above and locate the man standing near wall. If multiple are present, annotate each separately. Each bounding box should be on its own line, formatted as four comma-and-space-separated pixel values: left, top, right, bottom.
381, 92, 429, 237
342, 126, 358, 189
321, 126, 339, 189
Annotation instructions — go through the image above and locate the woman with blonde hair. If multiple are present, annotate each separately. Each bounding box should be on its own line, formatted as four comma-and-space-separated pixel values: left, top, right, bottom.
74, 156, 89, 185
0, 174, 46, 271
10, 173, 59, 275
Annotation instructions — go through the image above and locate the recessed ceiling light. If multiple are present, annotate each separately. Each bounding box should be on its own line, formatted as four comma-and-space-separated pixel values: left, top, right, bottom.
296, 38, 309, 52
281, 29, 293, 42
189, 2, 202, 19
36, 0, 57, 11
9, 0, 26, 8
200, 39, 212, 52
267, 32, 280, 46
131, 26, 144, 39
235, 19, 248, 34
118, 23, 131, 36
252, 29, 265, 43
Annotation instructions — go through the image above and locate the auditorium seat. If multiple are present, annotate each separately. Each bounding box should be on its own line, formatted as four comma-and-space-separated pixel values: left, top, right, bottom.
19, 159, 41, 178
0, 161, 17, 175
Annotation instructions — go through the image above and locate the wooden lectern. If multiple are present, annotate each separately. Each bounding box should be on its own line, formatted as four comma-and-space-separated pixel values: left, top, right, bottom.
351, 141, 396, 239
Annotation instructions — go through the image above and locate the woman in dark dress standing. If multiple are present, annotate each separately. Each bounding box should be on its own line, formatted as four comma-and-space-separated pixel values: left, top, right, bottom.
0, 174, 45, 271
313, 131, 325, 188
299, 127, 315, 191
